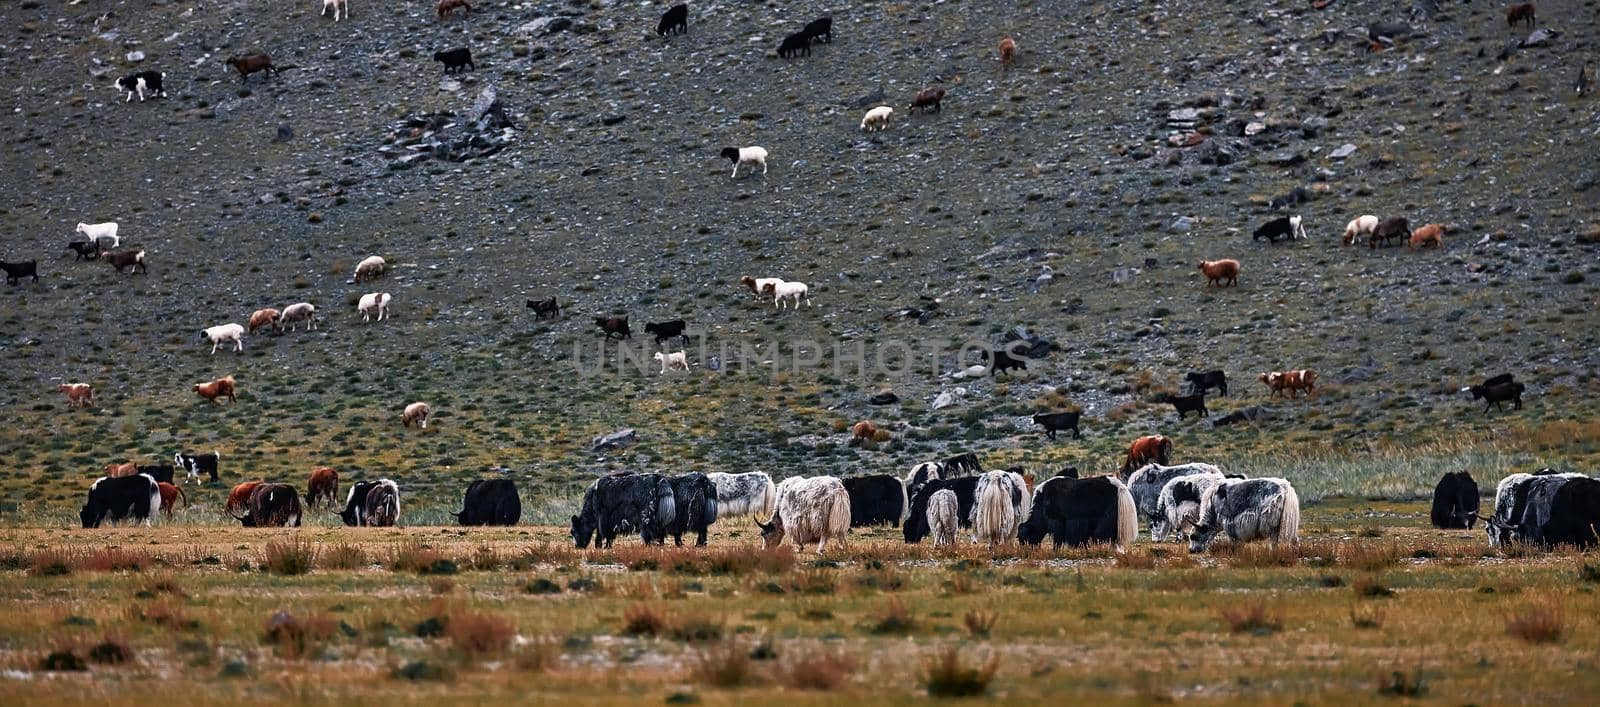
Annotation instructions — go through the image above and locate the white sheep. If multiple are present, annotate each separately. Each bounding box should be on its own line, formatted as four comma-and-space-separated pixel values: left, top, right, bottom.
772, 280, 810, 309
358, 292, 392, 322
1342, 215, 1379, 245
402, 401, 430, 429
322, 0, 347, 21
353, 255, 386, 282
278, 302, 317, 331
719, 146, 768, 178
860, 106, 894, 131
200, 323, 245, 354
1290, 214, 1307, 240
653, 350, 689, 374
76, 222, 119, 249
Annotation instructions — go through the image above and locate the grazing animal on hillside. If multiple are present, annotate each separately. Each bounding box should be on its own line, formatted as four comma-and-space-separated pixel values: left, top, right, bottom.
224, 54, 277, 83
657, 4, 688, 36
1486, 472, 1588, 547
67, 240, 101, 260
80, 474, 161, 528
76, 222, 119, 249
437, 0, 471, 20
1, 259, 38, 284
739, 275, 784, 298
842, 475, 908, 527
664, 473, 719, 546
105, 462, 138, 478
861, 106, 894, 131
982, 348, 1027, 376
772, 280, 810, 309
306, 467, 339, 510
803, 17, 833, 44
720, 146, 767, 178
998, 37, 1016, 70
248, 308, 281, 335
1370, 216, 1410, 249
1156, 392, 1208, 419
1128, 462, 1223, 538
777, 31, 812, 58
760, 476, 852, 553
234, 483, 302, 527
595, 316, 631, 339
910, 87, 946, 113
1259, 369, 1318, 398
850, 421, 879, 442
1467, 380, 1524, 413
926, 489, 959, 546
194, 375, 237, 405
358, 292, 391, 322
1154, 472, 1228, 542
1032, 411, 1081, 440
644, 319, 689, 346
527, 297, 561, 319
201, 323, 245, 354
903, 476, 980, 543
402, 402, 431, 429
278, 302, 317, 332
1188, 477, 1300, 552
970, 470, 1027, 546
338, 479, 401, 527
1186, 370, 1227, 397
175, 451, 221, 484
705, 471, 776, 520
1121, 435, 1173, 477
321, 0, 347, 21
136, 464, 175, 484
1408, 223, 1445, 250
114, 71, 166, 102
653, 350, 689, 374
59, 383, 93, 407
571, 472, 677, 548
1506, 3, 1536, 28
1342, 215, 1380, 245
433, 48, 474, 74
454, 478, 522, 526
104, 250, 146, 274
225, 480, 265, 517
157, 482, 186, 519
1252, 215, 1306, 243
1430, 471, 1480, 529
353, 255, 386, 282
1198, 259, 1240, 287
1017, 475, 1137, 550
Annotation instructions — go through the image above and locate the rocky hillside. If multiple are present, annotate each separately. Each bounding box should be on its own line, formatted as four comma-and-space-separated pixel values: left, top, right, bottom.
0, 0, 1596, 519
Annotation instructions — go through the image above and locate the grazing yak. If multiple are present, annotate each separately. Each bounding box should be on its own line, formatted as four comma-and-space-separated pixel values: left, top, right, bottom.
232, 483, 303, 527
1127, 462, 1224, 538
225, 481, 265, 519
1466, 374, 1524, 413
80, 474, 161, 528
665, 472, 719, 546
944, 451, 984, 475
926, 489, 960, 546
1154, 472, 1229, 542
1486, 471, 1590, 548
842, 474, 908, 527
339, 479, 401, 527
1186, 370, 1227, 397
454, 478, 522, 526
1187, 477, 1300, 553
705, 471, 776, 520
1032, 411, 1081, 440
970, 470, 1029, 546
136, 463, 175, 485
759, 476, 851, 553
1121, 435, 1173, 477
157, 482, 186, 519
1430, 471, 1480, 529
904, 460, 944, 500
1540, 477, 1600, 549
903, 476, 980, 543
175, 451, 221, 484
1155, 392, 1208, 419
571, 472, 676, 548
306, 467, 339, 509
1017, 475, 1137, 550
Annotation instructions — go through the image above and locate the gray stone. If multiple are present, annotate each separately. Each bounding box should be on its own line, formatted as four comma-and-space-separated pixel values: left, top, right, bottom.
1329, 143, 1358, 160
591, 428, 636, 451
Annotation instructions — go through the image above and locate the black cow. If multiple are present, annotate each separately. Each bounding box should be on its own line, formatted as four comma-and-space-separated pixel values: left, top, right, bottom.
595, 316, 631, 339
67, 241, 101, 260
453, 479, 522, 526
1157, 392, 1208, 419
1185, 370, 1227, 397
983, 348, 1027, 376
1032, 411, 1081, 440
136, 464, 175, 485
433, 47, 474, 74
1430, 471, 1480, 529
803, 17, 832, 44
526, 297, 560, 320
777, 32, 811, 58
571, 472, 676, 548
234, 483, 302, 528
644, 319, 689, 346
1018, 476, 1131, 547
1542, 477, 1600, 548
903, 476, 979, 543
339, 479, 401, 527
843, 475, 907, 528
664, 472, 718, 546
174, 451, 220, 484
1, 260, 38, 285
79, 474, 160, 528
657, 3, 688, 35
1468, 381, 1524, 413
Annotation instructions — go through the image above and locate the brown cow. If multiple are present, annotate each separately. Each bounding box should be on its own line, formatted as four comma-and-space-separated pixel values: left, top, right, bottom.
307, 467, 339, 509
1198, 259, 1240, 287
59, 383, 94, 407
225, 480, 265, 518
1259, 369, 1319, 399
1122, 435, 1173, 477
194, 375, 237, 405
105, 462, 138, 478
248, 308, 281, 334
157, 482, 186, 519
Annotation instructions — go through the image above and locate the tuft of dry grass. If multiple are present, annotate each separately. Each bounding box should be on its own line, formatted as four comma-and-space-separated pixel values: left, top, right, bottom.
868, 597, 916, 635
1376, 667, 1427, 697
1337, 541, 1403, 572
27, 546, 152, 575
1506, 603, 1565, 644
87, 638, 134, 665
963, 611, 997, 639
387, 540, 449, 574
262, 535, 317, 575
691, 639, 756, 688
319, 542, 368, 570
668, 614, 725, 643
1114, 549, 1158, 569
262, 610, 338, 659
921, 645, 998, 698
775, 648, 857, 691
1219, 602, 1283, 635
513, 636, 562, 673
126, 601, 196, 631
445, 609, 515, 658
622, 603, 667, 636
1350, 605, 1385, 630
1218, 542, 1299, 568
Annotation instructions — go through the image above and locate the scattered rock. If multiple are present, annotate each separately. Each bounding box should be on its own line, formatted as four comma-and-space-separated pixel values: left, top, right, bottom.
1521, 29, 1558, 48
1329, 143, 1358, 160
1170, 216, 1195, 232
591, 428, 636, 452
931, 388, 966, 410
1244, 121, 1266, 136
519, 17, 573, 36
125, 50, 145, 63
271, 124, 294, 143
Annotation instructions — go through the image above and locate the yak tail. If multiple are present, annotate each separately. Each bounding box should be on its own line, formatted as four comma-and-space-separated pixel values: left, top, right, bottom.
1277, 482, 1301, 546
898, 477, 911, 524
1109, 477, 1138, 551
973, 476, 1008, 545
825, 485, 851, 539
147, 480, 162, 523
757, 477, 777, 520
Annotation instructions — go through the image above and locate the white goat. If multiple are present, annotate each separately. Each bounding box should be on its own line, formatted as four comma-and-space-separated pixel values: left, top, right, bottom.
772, 280, 810, 309
201, 323, 245, 354
860, 106, 894, 131
321, 0, 347, 21
358, 292, 391, 322
76, 222, 119, 249
653, 350, 689, 374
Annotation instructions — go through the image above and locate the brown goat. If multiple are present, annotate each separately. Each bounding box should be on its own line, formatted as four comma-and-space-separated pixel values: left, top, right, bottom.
224, 53, 278, 83
851, 420, 878, 441
437, 0, 471, 20
1408, 223, 1445, 250
910, 87, 946, 113
194, 375, 237, 405
1197, 259, 1240, 287
248, 308, 281, 334
104, 250, 146, 274
59, 383, 93, 407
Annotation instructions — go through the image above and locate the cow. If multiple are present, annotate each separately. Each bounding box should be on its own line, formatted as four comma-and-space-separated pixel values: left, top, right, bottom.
1127, 462, 1224, 538
1187, 477, 1301, 553
705, 471, 776, 520
903, 476, 980, 543
338, 479, 401, 527
135, 464, 175, 485
1032, 411, 1081, 440
156, 482, 186, 519
664, 472, 718, 546
1121, 435, 1173, 477
1430, 471, 1480, 529
453, 478, 522, 526
842, 474, 909, 528
1153, 472, 1228, 542
175, 451, 221, 484
571, 472, 676, 548
232, 483, 302, 528
758, 476, 851, 554
1017, 475, 1137, 550
1185, 370, 1227, 397
79, 474, 161, 528
225, 481, 265, 519
306, 467, 339, 509
1155, 392, 1208, 419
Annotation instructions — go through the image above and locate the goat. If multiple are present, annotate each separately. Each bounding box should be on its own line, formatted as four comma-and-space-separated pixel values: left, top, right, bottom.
1342, 215, 1379, 245
352, 255, 386, 282
321, 0, 347, 21
772, 280, 810, 309
75, 222, 119, 249
402, 401, 431, 429
194, 375, 237, 405
358, 292, 392, 322
1408, 223, 1445, 250
657, 4, 687, 36
861, 106, 894, 132
1369, 217, 1410, 249
201, 323, 245, 354
653, 350, 689, 374
114, 71, 166, 102
910, 87, 946, 113
278, 302, 317, 332
778, 32, 812, 58
1507, 3, 1535, 28
433, 48, 474, 74
739, 275, 784, 298
104, 250, 146, 274
248, 308, 281, 335
0, 260, 37, 285
224, 54, 278, 83
719, 146, 768, 178
802, 17, 832, 44
59, 383, 94, 407
1198, 259, 1239, 287
66, 241, 101, 260
999, 37, 1017, 70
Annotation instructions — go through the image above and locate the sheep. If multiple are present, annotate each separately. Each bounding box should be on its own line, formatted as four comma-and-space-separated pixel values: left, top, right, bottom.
59, 383, 93, 407
719, 146, 767, 178
653, 350, 689, 374
1369, 217, 1410, 249
76, 222, 119, 250
1342, 215, 1379, 245
739, 275, 784, 298
353, 255, 386, 282
910, 87, 946, 113
999, 37, 1017, 70
201, 323, 245, 354
358, 292, 392, 322
437, 0, 471, 20
278, 302, 317, 331
321, 0, 347, 21
402, 402, 431, 429
224, 54, 278, 84
248, 308, 281, 335
194, 375, 237, 405
772, 280, 810, 309
1198, 259, 1240, 287
861, 106, 894, 132
1408, 223, 1445, 250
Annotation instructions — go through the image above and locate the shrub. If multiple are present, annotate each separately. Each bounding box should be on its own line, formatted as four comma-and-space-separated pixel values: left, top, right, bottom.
690, 640, 754, 688
262, 610, 338, 659
623, 604, 668, 636
319, 543, 367, 570
1338, 541, 1402, 572
775, 649, 857, 691
963, 611, 997, 639
393, 660, 456, 682
1218, 602, 1282, 635
446, 609, 515, 658
1506, 603, 1565, 644
1580, 563, 1600, 584
1350, 605, 1385, 630
514, 636, 562, 673
921, 646, 997, 698
1376, 667, 1427, 697
87, 638, 134, 665
669, 615, 724, 643
524, 578, 563, 594
39, 650, 87, 671
262, 536, 317, 576
869, 597, 916, 635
